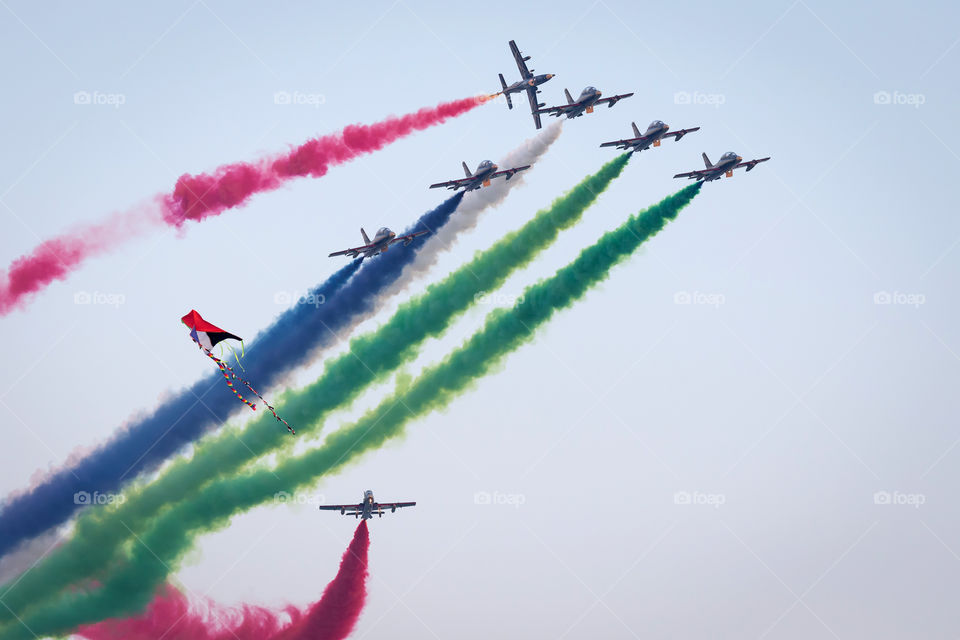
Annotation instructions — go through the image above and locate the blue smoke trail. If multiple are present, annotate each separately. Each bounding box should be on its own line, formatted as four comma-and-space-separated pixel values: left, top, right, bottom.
0, 193, 464, 558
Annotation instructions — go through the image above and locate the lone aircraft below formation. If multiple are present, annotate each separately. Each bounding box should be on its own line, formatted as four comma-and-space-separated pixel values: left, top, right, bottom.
318, 490, 417, 520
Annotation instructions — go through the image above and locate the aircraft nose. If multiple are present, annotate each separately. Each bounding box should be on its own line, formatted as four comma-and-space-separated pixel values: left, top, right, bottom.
737, 156, 743, 161
546, 74, 554, 79
491, 164, 498, 171
663, 124, 670, 131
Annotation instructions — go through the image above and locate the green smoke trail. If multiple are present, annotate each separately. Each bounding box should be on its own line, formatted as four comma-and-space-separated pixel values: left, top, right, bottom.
0, 153, 632, 623
0, 183, 701, 640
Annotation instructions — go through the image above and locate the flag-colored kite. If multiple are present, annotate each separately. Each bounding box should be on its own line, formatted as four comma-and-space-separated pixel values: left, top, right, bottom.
181, 310, 294, 435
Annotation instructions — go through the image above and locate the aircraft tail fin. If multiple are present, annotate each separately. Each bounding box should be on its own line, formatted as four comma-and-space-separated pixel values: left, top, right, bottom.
462, 161, 472, 178
564, 88, 574, 104
631, 122, 641, 138
702, 152, 713, 169
361, 228, 371, 245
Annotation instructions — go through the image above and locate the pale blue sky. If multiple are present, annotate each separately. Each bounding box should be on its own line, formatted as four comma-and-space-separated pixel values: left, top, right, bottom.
1, 1, 959, 638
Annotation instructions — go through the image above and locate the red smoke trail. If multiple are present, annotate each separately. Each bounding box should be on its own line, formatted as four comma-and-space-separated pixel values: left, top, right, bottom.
162, 96, 488, 226
75, 521, 370, 640
0, 95, 488, 316
0, 202, 164, 315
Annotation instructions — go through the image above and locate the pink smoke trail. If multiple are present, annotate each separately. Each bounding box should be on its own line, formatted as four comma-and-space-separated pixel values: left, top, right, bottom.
0, 95, 489, 315
75, 521, 370, 640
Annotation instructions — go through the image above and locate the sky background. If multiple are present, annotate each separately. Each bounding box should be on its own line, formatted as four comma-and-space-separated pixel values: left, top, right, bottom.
1, 0, 959, 638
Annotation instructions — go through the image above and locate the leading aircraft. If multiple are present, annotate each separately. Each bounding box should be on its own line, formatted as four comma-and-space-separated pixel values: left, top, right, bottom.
673, 151, 771, 182
318, 490, 416, 520
536, 86, 634, 121
600, 120, 701, 153
497, 39, 555, 130
429, 159, 530, 192
328, 227, 429, 259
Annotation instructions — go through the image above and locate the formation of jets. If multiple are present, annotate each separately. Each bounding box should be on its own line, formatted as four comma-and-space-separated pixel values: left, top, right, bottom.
318, 490, 416, 520
429, 159, 531, 192
326, 39, 771, 270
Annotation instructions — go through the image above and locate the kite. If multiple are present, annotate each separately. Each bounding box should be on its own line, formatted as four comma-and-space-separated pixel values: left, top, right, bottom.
181, 310, 294, 435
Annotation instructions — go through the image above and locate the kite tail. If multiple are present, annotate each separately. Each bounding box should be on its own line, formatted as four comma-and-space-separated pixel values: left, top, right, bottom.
200, 347, 259, 412
198, 344, 294, 435
233, 376, 295, 435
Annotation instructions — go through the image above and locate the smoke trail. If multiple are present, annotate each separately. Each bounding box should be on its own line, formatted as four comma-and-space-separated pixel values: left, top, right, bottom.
75, 521, 369, 640
163, 96, 486, 226
0, 119, 564, 558
0, 202, 164, 314
0, 194, 462, 560
399, 120, 564, 281
0, 184, 699, 639
0, 96, 486, 316
0, 155, 628, 618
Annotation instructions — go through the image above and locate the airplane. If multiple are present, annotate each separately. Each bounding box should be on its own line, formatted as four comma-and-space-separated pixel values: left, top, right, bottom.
497, 39, 555, 130
600, 120, 701, 153
318, 490, 416, 520
328, 227, 429, 259
429, 159, 530, 192
536, 86, 634, 121
673, 152, 771, 182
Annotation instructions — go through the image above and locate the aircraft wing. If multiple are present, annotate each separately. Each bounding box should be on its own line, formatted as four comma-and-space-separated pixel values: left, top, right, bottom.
535, 103, 570, 117
662, 126, 701, 141
388, 229, 429, 246
673, 168, 713, 180
526, 88, 543, 129
733, 157, 771, 171
429, 176, 476, 190
318, 504, 361, 515
488, 165, 531, 181
509, 40, 531, 79
329, 243, 375, 258
594, 92, 635, 108
599, 135, 650, 150
377, 501, 416, 511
